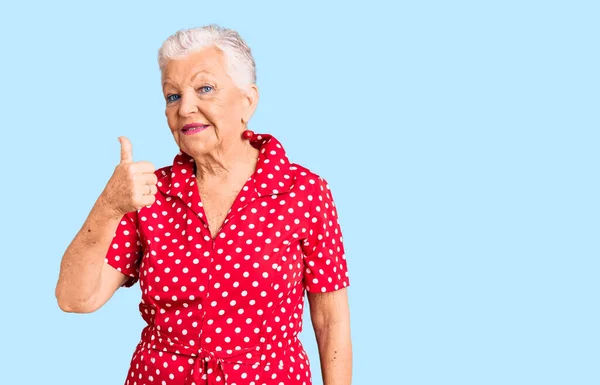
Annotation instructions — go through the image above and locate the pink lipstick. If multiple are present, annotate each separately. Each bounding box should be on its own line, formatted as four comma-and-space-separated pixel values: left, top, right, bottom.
181, 123, 210, 135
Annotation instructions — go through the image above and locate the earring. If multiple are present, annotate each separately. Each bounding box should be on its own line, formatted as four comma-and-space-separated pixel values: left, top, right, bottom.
242, 129, 254, 140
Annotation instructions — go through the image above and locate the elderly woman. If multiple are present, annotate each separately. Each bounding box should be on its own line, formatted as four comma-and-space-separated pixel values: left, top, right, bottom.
55, 24, 351, 385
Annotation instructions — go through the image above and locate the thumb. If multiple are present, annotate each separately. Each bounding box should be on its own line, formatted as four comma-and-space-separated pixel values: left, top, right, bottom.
118, 136, 133, 163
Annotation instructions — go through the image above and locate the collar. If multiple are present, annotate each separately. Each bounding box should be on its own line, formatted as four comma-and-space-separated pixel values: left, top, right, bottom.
156, 133, 296, 200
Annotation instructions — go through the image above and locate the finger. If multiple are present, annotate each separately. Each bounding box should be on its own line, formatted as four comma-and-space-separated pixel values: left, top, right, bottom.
140, 194, 156, 207
119, 136, 133, 164
133, 161, 156, 174
149, 184, 158, 196
136, 173, 158, 186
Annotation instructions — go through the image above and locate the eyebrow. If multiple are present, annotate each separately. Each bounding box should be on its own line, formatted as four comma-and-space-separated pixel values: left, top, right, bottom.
191, 69, 215, 82
162, 70, 215, 88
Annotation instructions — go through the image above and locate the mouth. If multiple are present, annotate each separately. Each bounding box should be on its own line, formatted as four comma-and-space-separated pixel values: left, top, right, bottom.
181, 123, 210, 135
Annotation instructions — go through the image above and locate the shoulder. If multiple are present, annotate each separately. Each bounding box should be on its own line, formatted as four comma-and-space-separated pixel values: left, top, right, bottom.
291, 162, 324, 183
289, 162, 334, 195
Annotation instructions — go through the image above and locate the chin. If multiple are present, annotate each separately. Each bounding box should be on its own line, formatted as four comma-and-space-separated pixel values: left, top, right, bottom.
182, 141, 215, 157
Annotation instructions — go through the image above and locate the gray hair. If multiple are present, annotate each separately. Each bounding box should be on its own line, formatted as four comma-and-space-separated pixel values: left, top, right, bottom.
158, 24, 256, 89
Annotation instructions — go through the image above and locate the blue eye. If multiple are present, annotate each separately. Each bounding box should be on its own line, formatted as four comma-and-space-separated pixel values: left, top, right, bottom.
166, 94, 180, 103
199, 85, 213, 93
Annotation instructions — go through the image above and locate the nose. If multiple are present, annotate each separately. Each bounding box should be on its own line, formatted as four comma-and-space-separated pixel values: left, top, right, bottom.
178, 91, 200, 117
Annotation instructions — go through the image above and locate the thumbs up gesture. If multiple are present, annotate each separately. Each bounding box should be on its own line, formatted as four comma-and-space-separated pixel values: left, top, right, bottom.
101, 136, 158, 218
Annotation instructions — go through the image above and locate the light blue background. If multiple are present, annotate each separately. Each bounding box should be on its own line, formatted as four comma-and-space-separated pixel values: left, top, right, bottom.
0, 1, 598, 384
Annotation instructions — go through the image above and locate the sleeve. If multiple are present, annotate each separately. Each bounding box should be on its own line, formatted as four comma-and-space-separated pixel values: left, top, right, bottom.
104, 211, 143, 288
301, 176, 350, 293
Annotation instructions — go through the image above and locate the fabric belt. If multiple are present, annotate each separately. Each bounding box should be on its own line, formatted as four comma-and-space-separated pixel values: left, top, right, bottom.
143, 329, 262, 385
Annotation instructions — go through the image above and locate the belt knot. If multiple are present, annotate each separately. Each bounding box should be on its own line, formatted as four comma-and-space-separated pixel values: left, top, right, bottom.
186, 348, 226, 385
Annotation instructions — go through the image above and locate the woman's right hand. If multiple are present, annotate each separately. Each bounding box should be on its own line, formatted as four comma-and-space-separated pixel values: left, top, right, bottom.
101, 136, 157, 218
56, 136, 154, 313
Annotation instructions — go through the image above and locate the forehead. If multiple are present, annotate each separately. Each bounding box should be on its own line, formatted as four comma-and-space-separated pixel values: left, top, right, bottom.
162, 45, 229, 84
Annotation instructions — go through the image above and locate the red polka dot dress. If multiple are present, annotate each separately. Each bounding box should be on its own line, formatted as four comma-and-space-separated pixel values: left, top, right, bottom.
105, 133, 350, 385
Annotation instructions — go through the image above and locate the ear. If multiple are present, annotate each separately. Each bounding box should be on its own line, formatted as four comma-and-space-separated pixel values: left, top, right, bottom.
241, 84, 259, 124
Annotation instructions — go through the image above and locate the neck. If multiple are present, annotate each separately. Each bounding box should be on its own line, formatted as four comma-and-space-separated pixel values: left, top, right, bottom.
194, 140, 259, 184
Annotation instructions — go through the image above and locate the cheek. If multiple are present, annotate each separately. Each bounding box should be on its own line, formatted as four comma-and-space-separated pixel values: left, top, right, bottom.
171, 131, 181, 146
165, 109, 180, 142
205, 95, 242, 123
165, 108, 177, 128
200, 103, 226, 123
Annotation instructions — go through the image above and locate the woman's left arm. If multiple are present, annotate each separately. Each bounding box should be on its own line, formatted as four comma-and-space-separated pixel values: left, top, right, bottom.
308, 288, 352, 385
